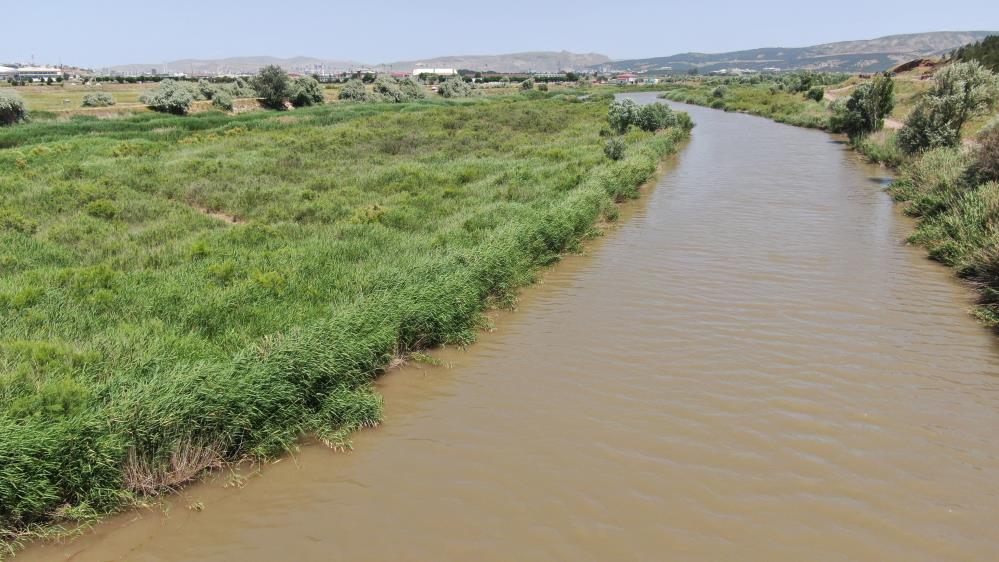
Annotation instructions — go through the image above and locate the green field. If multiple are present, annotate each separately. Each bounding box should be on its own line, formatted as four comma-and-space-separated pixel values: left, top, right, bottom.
0, 93, 689, 546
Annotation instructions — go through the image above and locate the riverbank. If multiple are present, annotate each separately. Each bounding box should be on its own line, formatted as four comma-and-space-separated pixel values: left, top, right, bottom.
20, 94, 999, 562
0, 94, 691, 555
657, 80, 999, 329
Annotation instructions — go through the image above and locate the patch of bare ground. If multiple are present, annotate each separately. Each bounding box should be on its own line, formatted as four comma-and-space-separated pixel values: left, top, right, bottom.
195, 206, 243, 224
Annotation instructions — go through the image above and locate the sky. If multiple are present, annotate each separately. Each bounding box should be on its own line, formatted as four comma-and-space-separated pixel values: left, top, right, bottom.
4, 0, 998, 68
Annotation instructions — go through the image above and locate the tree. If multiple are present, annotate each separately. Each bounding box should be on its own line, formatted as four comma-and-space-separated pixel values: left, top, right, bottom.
253, 65, 292, 110
290, 76, 325, 107
438, 76, 472, 98
0, 92, 27, 126
604, 137, 625, 160
633, 102, 678, 132
898, 61, 999, 153
140, 79, 196, 114
81, 92, 116, 107
398, 77, 428, 101
830, 72, 895, 139
372, 75, 404, 102
607, 99, 638, 133
338, 79, 369, 102
212, 92, 235, 112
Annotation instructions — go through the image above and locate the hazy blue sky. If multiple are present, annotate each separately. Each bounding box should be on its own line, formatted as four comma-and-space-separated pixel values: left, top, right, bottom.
5, 0, 998, 67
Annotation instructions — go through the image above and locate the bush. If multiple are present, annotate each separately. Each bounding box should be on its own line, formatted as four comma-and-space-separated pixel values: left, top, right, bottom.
604, 137, 626, 160
608, 99, 638, 133
212, 92, 235, 112
81, 92, 116, 107
140, 79, 195, 115
254, 65, 292, 110
521, 78, 535, 91
537, 83, 549, 92
398, 77, 429, 101
634, 102, 678, 132
372, 75, 405, 102
338, 79, 368, 102
290, 76, 325, 107
438, 76, 472, 98
711, 85, 727, 99
973, 125, 999, 182
830, 73, 894, 138
0, 92, 27, 125
898, 61, 999, 154
806, 86, 825, 102
196, 79, 215, 100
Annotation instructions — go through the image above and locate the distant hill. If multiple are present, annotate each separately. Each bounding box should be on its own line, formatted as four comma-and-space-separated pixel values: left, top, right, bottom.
109, 51, 610, 75
374, 51, 610, 73
593, 31, 999, 74
108, 56, 362, 76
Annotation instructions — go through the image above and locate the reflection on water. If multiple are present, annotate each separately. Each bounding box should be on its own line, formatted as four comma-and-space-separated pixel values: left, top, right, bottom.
21, 94, 999, 562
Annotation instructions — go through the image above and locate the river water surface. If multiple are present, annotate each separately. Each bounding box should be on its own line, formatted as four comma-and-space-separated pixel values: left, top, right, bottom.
21, 94, 999, 561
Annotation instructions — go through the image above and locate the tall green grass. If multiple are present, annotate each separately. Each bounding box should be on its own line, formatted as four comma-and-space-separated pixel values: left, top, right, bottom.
659, 84, 833, 129
888, 147, 999, 325
0, 94, 689, 551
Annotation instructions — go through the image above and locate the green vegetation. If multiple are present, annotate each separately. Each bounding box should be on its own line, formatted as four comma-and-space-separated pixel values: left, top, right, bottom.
81, 92, 116, 108
829, 72, 895, 139
290, 76, 325, 107
657, 72, 841, 130
437, 76, 473, 98
139, 79, 197, 114
898, 61, 999, 154
0, 93, 27, 126
0, 94, 690, 548
338, 79, 368, 102
888, 141, 999, 325
953, 35, 999, 72
253, 65, 293, 109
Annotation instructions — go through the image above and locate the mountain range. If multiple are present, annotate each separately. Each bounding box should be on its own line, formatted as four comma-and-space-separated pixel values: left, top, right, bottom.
106, 31, 996, 76
107, 51, 610, 75
591, 31, 998, 74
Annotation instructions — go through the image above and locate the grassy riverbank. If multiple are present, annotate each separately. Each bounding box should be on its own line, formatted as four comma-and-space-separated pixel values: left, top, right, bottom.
0, 94, 689, 552
658, 73, 999, 328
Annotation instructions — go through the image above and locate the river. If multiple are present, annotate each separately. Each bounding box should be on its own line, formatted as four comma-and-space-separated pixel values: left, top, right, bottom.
20, 94, 999, 561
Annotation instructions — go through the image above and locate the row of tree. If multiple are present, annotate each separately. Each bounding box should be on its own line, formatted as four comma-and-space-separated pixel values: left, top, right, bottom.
829, 61, 998, 155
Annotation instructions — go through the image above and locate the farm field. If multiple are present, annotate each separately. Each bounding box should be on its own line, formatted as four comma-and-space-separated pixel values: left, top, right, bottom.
0, 93, 689, 545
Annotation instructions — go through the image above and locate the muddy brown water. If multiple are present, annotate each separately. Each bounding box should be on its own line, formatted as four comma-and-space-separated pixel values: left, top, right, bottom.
20, 94, 999, 561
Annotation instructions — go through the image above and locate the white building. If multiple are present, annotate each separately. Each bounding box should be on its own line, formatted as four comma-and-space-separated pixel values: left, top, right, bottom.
412, 68, 456, 77
2, 66, 63, 81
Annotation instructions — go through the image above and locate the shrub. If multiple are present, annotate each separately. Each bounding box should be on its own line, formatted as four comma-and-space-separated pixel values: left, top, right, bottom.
140, 80, 195, 115
212, 92, 235, 112
196, 79, 215, 100
711, 85, 727, 99
81, 92, 116, 107
634, 102, 678, 132
438, 76, 472, 98
608, 99, 638, 133
0, 92, 27, 125
830, 73, 894, 138
898, 61, 999, 153
521, 78, 535, 91
338, 79, 368, 102
537, 83, 549, 92
806, 86, 825, 102
398, 77, 429, 100
84, 199, 119, 220
372, 76, 404, 102
604, 137, 625, 160
290, 76, 325, 107
973, 125, 999, 182
254, 65, 292, 110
